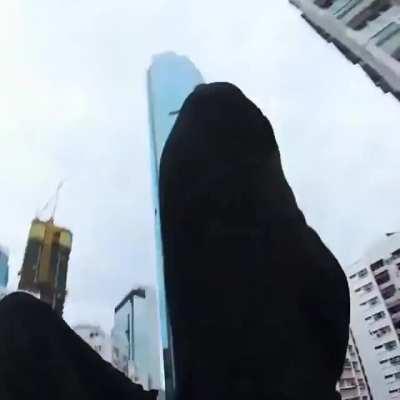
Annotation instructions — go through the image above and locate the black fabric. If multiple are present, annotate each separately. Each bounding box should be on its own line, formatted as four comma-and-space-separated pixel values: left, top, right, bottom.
0, 292, 158, 400
159, 82, 350, 400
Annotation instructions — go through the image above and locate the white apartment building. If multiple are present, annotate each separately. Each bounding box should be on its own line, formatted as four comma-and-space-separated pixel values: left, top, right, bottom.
73, 324, 112, 363
338, 329, 372, 399
289, 0, 400, 102
347, 232, 400, 400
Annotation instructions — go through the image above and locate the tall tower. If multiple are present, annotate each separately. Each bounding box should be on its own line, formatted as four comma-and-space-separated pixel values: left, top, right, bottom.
0, 245, 9, 288
18, 218, 73, 316
347, 232, 400, 399
147, 51, 204, 395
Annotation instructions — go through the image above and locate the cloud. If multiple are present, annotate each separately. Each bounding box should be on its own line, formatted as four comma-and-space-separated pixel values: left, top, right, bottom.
1, 0, 399, 333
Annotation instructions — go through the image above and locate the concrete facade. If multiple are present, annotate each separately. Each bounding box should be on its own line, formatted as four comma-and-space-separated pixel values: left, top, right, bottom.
289, 0, 400, 102
73, 324, 112, 363
347, 233, 400, 399
338, 329, 372, 399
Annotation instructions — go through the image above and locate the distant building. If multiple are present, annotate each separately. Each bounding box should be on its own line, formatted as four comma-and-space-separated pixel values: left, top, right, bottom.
18, 218, 73, 316
338, 328, 372, 399
347, 232, 400, 399
147, 52, 204, 395
289, 0, 400, 102
111, 286, 162, 392
0, 245, 9, 288
73, 324, 112, 363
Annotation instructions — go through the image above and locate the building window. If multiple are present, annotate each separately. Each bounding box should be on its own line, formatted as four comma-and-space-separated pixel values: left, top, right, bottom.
352, 361, 360, 372
371, 259, 384, 272
391, 356, 400, 365
374, 310, 386, 321
381, 284, 396, 300
369, 296, 379, 306
375, 270, 390, 285
358, 268, 368, 278
385, 340, 398, 351
388, 303, 400, 315
347, 0, 392, 31
335, 0, 364, 19
393, 249, 400, 259
314, 0, 334, 8
374, 22, 400, 60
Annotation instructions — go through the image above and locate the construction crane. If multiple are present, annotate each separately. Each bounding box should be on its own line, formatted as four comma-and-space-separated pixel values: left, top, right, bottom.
36, 181, 65, 223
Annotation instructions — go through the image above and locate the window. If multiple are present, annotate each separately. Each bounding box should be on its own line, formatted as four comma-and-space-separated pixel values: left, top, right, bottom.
381, 284, 396, 299
314, 0, 334, 8
388, 303, 400, 314
375, 270, 390, 285
371, 259, 384, 272
352, 361, 360, 371
369, 296, 379, 306
349, 273, 357, 279
358, 268, 368, 278
385, 340, 397, 351
374, 22, 400, 60
389, 355, 400, 365
347, 0, 392, 31
393, 249, 400, 259
335, 0, 364, 19
374, 310, 385, 321
355, 282, 373, 293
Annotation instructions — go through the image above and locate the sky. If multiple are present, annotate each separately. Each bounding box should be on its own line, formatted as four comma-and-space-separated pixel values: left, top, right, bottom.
1, 0, 400, 332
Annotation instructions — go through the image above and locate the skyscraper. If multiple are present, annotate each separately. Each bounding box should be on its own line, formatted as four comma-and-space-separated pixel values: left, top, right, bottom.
111, 286, 162, 392
0, 245, 9, 288
18, 218, 73, 316
347, 232, 400, 399
147, 52, 204, 394
289, 0, 400, 102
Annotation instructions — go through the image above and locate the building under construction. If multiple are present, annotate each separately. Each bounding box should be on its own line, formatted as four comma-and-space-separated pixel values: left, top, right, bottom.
18, 218, 73, 316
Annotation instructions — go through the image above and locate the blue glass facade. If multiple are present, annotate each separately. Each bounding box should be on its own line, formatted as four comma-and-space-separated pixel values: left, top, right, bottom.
147, 52, 204, 349
0, 246, 9, 288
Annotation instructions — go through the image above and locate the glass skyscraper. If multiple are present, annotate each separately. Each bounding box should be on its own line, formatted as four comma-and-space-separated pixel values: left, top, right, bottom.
147, 52, 204, 395
0, 245, 9, 288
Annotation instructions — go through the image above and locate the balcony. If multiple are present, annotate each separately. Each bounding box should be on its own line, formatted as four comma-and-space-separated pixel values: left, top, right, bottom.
392, 311, 400, 324
339, 387, 359, 399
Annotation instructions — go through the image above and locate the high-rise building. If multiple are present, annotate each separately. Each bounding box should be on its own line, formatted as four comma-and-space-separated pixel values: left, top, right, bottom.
18, 218, 73, 316
147, 52, 204, 394
289, 0, 400, 102
347, 232, 400, 399
73, 324, 112, 363
111, 286, 162, 392
338, 328, 373, 399
0, 245, 9, 288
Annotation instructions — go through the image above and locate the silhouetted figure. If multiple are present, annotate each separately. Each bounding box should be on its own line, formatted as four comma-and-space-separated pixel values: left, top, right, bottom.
159, 83, 350, 400
0, 292, 157, 400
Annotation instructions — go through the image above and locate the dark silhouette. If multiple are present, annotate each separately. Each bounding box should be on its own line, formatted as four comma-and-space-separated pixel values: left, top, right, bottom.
0, 292, 157, 400
159, 83, 350, 399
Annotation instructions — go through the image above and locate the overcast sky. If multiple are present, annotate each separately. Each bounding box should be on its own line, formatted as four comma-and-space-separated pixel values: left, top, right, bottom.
2, 1, 400, 332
